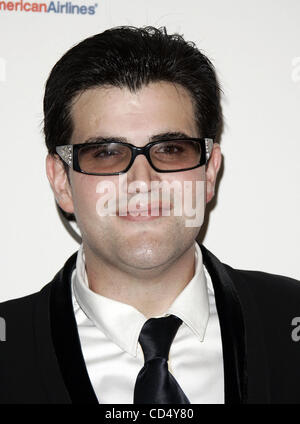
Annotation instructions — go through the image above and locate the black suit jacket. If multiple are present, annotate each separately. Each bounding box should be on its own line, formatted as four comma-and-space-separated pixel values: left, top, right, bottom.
1, 244, 300, 404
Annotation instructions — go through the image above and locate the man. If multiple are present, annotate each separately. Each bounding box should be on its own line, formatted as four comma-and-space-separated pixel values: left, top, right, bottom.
0, 26, 300, 405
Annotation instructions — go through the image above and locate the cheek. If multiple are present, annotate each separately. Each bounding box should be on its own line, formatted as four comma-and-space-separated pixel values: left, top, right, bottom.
164, 168, 206, 204
71, 174, 104, 218
71, 174, 123, 223
178, 169, 206, 228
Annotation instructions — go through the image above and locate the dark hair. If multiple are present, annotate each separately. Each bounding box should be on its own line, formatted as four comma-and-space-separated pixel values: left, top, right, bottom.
44, 25, 223, 156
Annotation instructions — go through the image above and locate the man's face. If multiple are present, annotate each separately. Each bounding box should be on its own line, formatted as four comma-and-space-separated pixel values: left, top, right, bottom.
49, 81, 220, 275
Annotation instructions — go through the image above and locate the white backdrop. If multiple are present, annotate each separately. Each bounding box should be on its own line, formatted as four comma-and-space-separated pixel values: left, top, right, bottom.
0, 0, 299, 301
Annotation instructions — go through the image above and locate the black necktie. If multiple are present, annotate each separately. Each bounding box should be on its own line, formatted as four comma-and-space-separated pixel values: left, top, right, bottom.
133, 314, 190, 404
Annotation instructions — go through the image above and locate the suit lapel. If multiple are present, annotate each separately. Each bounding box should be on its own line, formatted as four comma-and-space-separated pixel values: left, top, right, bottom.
200, 244, 271, 404
49, 251, 99, 404
34, 281, 72, 403
200, 244, 248, 403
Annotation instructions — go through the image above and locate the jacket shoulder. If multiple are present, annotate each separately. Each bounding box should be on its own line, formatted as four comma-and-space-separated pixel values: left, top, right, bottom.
0, 250, 78, 320
223, 264, 300, 350
201, 243, 300, 321
0, 291, 41, 342
200, 243, 300, 300
225, 265, 300, 302
1, 290, 40, 313
0, 284, 52, 325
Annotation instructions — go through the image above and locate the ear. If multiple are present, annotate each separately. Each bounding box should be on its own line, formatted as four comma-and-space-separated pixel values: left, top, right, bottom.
46, 153, 75, 214
206, 143, 222, 204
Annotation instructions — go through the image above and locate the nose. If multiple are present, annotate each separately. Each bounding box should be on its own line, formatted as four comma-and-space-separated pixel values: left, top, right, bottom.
125, 154, 160, 193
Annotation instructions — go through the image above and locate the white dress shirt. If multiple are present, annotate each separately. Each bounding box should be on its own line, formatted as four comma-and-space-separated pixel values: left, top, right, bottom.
71, 242, 224, 404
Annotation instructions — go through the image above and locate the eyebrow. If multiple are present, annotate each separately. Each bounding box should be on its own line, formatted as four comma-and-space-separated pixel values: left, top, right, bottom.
81, 131, 192, 145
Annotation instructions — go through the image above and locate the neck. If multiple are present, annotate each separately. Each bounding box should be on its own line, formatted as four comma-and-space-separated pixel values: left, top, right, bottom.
82, 243, 196, 318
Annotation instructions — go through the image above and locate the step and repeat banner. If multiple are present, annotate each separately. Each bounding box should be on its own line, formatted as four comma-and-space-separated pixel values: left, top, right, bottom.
1, 0, 299, 300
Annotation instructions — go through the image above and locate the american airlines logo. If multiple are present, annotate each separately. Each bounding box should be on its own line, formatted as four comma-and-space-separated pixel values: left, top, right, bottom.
0, 0, 98, 15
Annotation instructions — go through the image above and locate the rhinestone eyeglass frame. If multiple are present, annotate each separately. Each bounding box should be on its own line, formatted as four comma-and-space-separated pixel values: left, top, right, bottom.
55, 137, 214, 176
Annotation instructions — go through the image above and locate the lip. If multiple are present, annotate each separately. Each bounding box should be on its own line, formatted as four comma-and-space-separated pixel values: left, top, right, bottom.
117, 203, 172, 221
117, 213, 161, 221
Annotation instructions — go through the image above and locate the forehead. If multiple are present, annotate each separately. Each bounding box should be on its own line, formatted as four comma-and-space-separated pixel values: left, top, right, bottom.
70, 82, 199, 144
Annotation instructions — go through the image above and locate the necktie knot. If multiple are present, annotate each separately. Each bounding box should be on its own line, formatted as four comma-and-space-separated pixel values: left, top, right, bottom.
138, 314, 183, 362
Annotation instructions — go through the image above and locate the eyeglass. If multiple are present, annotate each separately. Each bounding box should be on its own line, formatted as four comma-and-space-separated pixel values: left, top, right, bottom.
55, 137, 213, 176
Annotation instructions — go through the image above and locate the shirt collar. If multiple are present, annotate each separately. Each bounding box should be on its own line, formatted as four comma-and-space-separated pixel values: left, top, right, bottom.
73, 242, 209, 357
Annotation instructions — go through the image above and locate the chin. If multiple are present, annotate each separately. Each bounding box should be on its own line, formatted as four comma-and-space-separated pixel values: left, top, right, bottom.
119, 244, 171, 270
